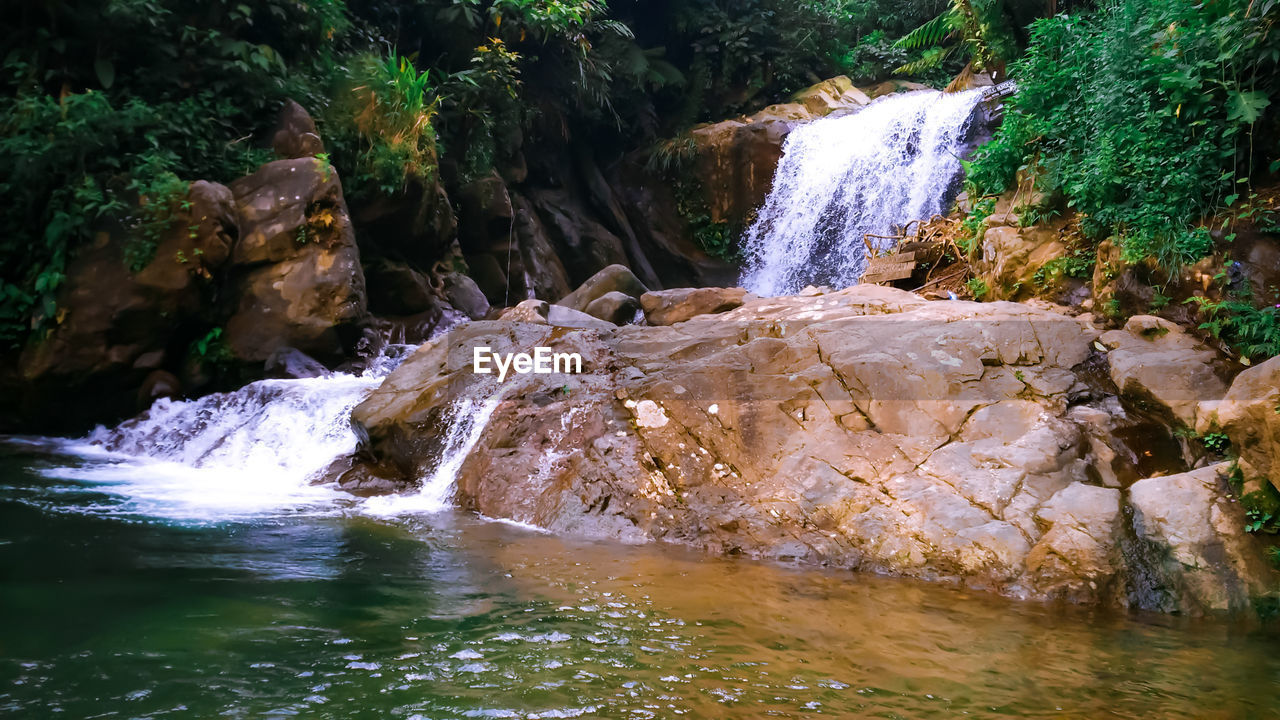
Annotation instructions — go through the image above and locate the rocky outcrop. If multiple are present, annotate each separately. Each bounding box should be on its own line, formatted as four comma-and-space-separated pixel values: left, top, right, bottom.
973, 212, 1070, 301
641, 287, 749, 325
224, 157, 368, 364
12, 180, 238, 430
1130, 463, 1275, 612
271, 99, 325, 160
1099, 315, 1229, 428
346, 286, 1276, 612
1217, 355, 1280, 494
688, 76, 872, 230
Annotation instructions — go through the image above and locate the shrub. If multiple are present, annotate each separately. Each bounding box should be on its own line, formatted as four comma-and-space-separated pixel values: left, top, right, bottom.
967, 0, 1280, 270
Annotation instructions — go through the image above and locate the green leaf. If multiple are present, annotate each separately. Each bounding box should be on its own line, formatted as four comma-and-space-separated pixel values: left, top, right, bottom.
94, 58, 114, 89
1227, 90, 1270, 124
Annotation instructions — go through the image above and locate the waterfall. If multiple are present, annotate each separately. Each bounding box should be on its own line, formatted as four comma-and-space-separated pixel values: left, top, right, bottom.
363, 385, 508, 516
739, 89, 986, 296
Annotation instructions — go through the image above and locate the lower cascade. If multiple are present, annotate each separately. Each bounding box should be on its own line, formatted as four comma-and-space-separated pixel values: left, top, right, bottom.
739, 89, 986, 296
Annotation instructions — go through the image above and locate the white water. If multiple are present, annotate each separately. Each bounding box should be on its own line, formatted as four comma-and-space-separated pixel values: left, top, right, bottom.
28, 339, 512, 523
38, 373, 384, 523
363, 385, 508, 516
739, 89, 985, 296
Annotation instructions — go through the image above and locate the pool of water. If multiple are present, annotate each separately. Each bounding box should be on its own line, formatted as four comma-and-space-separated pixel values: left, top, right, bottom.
2, 444, 1279, 719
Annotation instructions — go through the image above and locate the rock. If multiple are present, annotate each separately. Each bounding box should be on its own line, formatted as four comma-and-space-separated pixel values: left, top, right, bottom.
11, 180, 238, 431
442, 272, 491, 321
457, 170, 514, 254
364, 259, 437, 316
688, 76, 872, 230
1100, 315, 1228, 427
137, 370, 181, 408
557, 264, 648, 313
1130, 463, 1276, 612
529, 188, 630, 285
225, 157, 368, 364
462, 253, 512, 305
866, 79, 933, 98
1217, 355, 1280, 494
641, 287, 749, 325
500, 299, 615, 330
264, 347, 331, 379
512, 193, 572, 301
343, 285, 1278, 612
271, 99, 324, 159
975, 221, 1069, 301
790, 75, 871, 116
349, 176, 457, 269
584, 291, 641, 325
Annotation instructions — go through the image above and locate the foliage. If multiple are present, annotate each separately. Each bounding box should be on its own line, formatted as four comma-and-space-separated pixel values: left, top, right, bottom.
967, 0, 1280, 270
965, 276, 990, 299
1031, 248, 1094, 289
1188, 293, 1280, 361
894, 0, 1020, 86
327, 52, 440, 195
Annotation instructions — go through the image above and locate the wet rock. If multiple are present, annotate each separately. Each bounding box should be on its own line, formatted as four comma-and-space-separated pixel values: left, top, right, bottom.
866, 79, 933, 98
264, 347, 331, 379
528, 188, 630, 285
499, 299, 615, 330
349, 176, 457, 270
557, 264, 648, 313
137, 370, 182, 408
640, 287, 749, 325
1130, 463, 1275, 612
271, 99, 324, 159
345, 285, 1275, 612
225, 157, 368, 364
584, 291, 641, 325
1217, 355, 1280, 494
686, 77, 871, 231
1100, 315, 1228, 427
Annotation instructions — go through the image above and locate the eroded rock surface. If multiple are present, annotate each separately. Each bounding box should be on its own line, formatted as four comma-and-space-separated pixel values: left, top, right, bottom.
347, 286, 1277, 611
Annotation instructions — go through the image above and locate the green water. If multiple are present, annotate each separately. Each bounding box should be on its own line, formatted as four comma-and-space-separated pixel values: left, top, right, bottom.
2, 451, 1279, 719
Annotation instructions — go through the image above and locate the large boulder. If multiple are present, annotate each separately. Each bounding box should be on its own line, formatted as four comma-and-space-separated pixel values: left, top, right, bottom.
641, 287, 749, 325
1217, 355, 1280, 494
1100, 315, 1229, 428
556, 264, 648, 313
11, 180, 238, 431
345, 286, 1277, 611
1130, 463, 1275, 612
224, 157, 367, 364
688, 76, 871, 230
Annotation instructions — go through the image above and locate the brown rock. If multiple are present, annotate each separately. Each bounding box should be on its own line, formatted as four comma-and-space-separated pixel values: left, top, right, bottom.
1130, 463, 1276, 612
584, 291, 641, 325
640, 287, 748, 325
271, 99, 325, 159
1217, 355, 1280, 494
1100, 315, 1228, 427
224, 158, 368, 363
556, 264, 648, 313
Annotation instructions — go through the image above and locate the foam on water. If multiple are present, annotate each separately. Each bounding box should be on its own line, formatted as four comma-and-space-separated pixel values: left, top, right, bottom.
37, 373, 383, 523
739, 89, 985, 296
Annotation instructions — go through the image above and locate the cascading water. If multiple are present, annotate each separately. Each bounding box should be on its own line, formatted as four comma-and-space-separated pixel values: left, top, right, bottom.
363, 384, 509, 516
739, 89, 987, 296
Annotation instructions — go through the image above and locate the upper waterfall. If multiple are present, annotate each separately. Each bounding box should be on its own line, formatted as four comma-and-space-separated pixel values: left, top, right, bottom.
739, 89, 986, 296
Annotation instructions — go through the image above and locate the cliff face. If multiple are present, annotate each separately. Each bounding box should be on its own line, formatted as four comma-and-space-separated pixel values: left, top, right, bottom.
345, 285, 1276, 614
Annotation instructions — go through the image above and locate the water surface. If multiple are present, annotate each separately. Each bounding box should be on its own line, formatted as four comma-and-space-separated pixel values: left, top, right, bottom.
2, 446, 1278, 719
